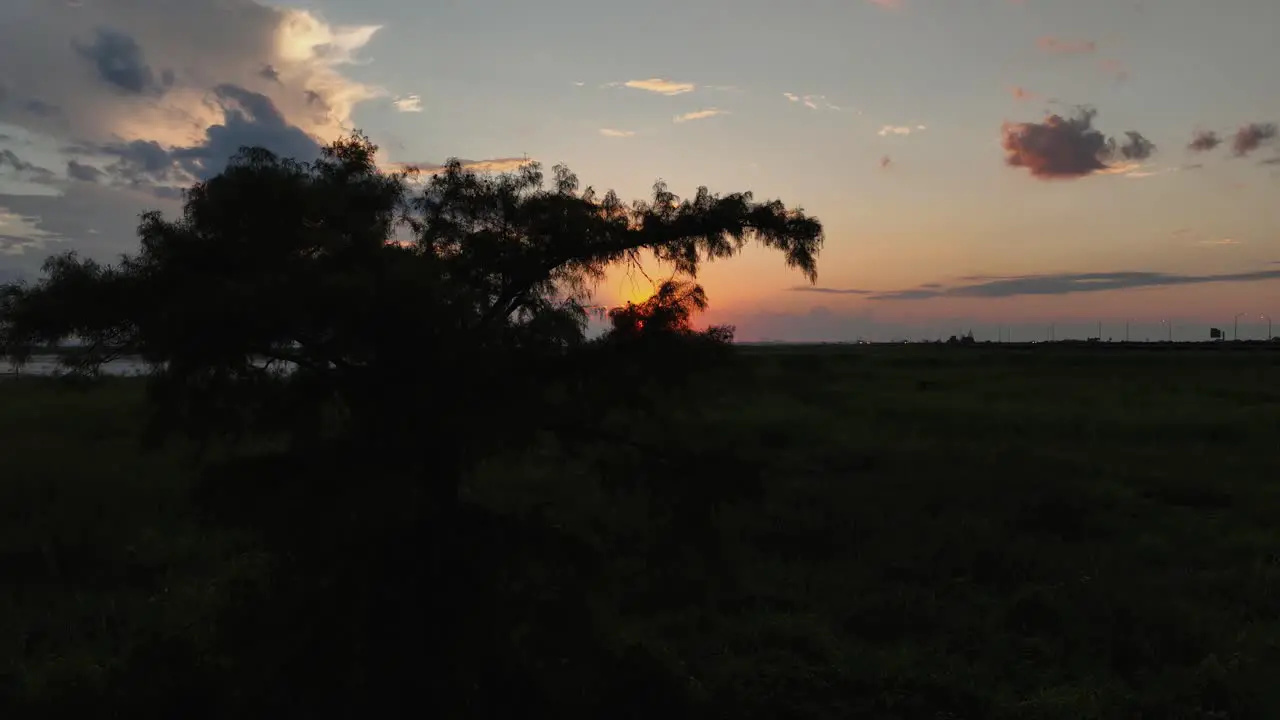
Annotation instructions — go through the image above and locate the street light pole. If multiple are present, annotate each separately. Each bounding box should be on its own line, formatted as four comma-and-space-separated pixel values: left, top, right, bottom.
1263, 313, 1272, 341
1234, 312, 1246, 341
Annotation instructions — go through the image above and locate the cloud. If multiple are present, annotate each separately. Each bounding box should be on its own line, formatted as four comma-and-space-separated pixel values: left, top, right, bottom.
785, 286, 873, 295
1037, 37, 1097, 54
673, 108, 727, 123
1000, 107, 1155, 180
0, 209, 64, 256
850, 269, 1280, 300
620, 78, 695, 96
0, 0, 389, 279
879, 155, 892, 169
53, 84, 324, 195
598, 128, 635, 138
73, 28, 174, 97
0, 0, 383, 148
1121, 164, 1183, 179
0, 181, 170, 270
0, 149, 58, 185
1231, 122, 1277, 157
1193, 238, 1241, 247
66, 159, 104, 182
24, 100, 61, 119
1099, 59, 1129, 82
392, 95, 423, 113
878, 124, 925, 136
783, 92, 840, 110
1010, 86, 1037, 101
386, 157, 535, 177
1187, 130, 1222, 152
177, 85, 325, 180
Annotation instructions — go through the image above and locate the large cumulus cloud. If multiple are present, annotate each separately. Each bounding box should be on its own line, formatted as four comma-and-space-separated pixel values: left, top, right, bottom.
0, 0, 382, 146
0, 0, 383, 275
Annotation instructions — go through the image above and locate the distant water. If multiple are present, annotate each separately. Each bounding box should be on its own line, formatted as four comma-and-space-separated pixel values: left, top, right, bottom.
2, 355, 151, 377
2, 355, 309, 378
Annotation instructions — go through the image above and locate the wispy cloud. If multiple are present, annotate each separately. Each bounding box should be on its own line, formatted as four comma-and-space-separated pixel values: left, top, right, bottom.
1010, 86, 1037, 101
0, 209, 63, 256
878, 124, 925, 136
811, 269, 1280, 301
0, 148, 58, 185
618, 78, 695, 95
786, 286, 873, 294
598, 128, 635, 138
1121, 165, 1180, 179
1037, 36, 1097, 54
783, 92, 840, 110
385, 157, 534, 177
674, 108, 727, 123
1099, 59, 1129, 82
392, 95, 422, 112
1197, 238, 1242, 246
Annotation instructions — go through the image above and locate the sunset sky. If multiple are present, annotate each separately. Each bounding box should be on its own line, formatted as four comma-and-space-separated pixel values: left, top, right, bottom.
1, 0, 1277, 341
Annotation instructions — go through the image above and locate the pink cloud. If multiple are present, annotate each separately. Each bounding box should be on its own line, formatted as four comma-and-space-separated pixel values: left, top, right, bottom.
1099, 59, 1129, 82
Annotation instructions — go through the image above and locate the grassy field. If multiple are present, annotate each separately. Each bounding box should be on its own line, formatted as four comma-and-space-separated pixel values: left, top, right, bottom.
4, 344, 1280, 717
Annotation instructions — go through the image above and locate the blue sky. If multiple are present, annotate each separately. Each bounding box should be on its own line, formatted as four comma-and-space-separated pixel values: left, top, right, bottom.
0, 0, 1277, 341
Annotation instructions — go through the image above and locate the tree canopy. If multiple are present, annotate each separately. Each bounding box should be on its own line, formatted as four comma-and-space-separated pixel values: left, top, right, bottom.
0, 133, 823, 500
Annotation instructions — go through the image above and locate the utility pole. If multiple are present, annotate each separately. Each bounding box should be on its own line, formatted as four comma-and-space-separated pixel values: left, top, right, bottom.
1049, 323, 1055, 342
1234, 312, 1245, 341
1264, 314, 1273, 340
1097, 321, 1102, 340
1125, 320, 1130, 343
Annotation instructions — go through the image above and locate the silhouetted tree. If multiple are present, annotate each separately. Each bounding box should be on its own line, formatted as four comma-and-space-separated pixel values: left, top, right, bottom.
606, 279, 709, 336
0, 133, 823, 508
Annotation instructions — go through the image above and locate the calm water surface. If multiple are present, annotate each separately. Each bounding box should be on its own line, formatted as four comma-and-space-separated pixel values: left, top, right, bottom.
3, 355, 151, 377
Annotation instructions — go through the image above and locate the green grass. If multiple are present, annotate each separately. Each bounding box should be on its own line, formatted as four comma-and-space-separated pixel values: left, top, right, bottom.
4, 345, 1280, 717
